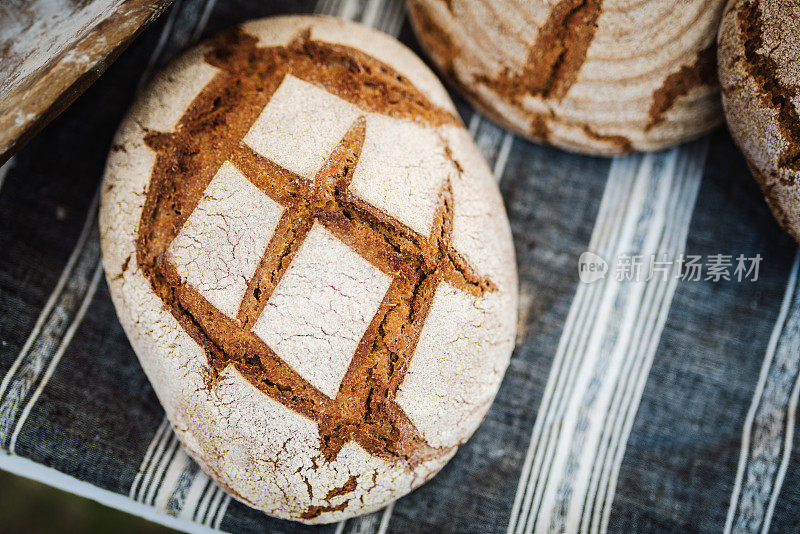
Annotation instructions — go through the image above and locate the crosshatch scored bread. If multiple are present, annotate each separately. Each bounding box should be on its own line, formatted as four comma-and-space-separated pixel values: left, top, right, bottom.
99, 15, 517, 524
718, 0, 800, 243
407, 0, 727, 155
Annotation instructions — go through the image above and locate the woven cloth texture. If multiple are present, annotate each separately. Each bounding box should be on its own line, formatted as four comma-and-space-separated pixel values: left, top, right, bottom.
1, 0, 799, 532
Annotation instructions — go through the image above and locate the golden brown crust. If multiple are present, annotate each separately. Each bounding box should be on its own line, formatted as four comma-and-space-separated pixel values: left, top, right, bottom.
647, 45, 718, 130
476, 0, 603, 101
134, 26, 494, 486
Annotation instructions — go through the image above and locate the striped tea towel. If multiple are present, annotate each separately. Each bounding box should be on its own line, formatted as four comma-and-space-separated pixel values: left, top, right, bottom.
1, 0, 798, 532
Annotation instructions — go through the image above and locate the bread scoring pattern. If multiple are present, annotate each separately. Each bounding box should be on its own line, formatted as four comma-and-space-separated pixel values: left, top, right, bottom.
407, 0, 725, 154
134, 25, 498, 496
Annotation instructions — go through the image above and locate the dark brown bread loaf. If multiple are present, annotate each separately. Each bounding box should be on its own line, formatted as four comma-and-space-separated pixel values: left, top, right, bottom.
718, 0, 800, 243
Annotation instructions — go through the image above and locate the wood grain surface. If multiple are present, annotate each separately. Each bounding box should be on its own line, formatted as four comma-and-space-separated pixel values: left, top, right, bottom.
0, 0, 173, 165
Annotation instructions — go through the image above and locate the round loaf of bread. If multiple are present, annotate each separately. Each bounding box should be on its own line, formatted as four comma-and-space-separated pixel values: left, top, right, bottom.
718, 0, 800, 243
407, 0, 726, 155
99, 15, 517, 524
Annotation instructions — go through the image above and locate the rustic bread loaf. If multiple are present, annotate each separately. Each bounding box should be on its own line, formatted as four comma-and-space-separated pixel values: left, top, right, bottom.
407, 0, 726, 155
718, 0, 800, 243
99, 15, 517, 524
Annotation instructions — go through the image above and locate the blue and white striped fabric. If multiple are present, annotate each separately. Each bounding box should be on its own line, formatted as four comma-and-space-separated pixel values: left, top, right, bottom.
1, 0, 798, 532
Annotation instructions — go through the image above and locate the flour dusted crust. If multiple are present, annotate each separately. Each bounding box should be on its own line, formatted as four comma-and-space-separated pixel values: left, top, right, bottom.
99, 15, 517, 524
718, 0, 800, 243
407, 0, 726, 155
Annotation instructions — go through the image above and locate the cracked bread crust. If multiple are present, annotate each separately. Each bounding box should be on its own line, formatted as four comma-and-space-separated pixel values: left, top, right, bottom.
407, 0, 726, 155
99, 15, 517, 524
718, 0, 800, 243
